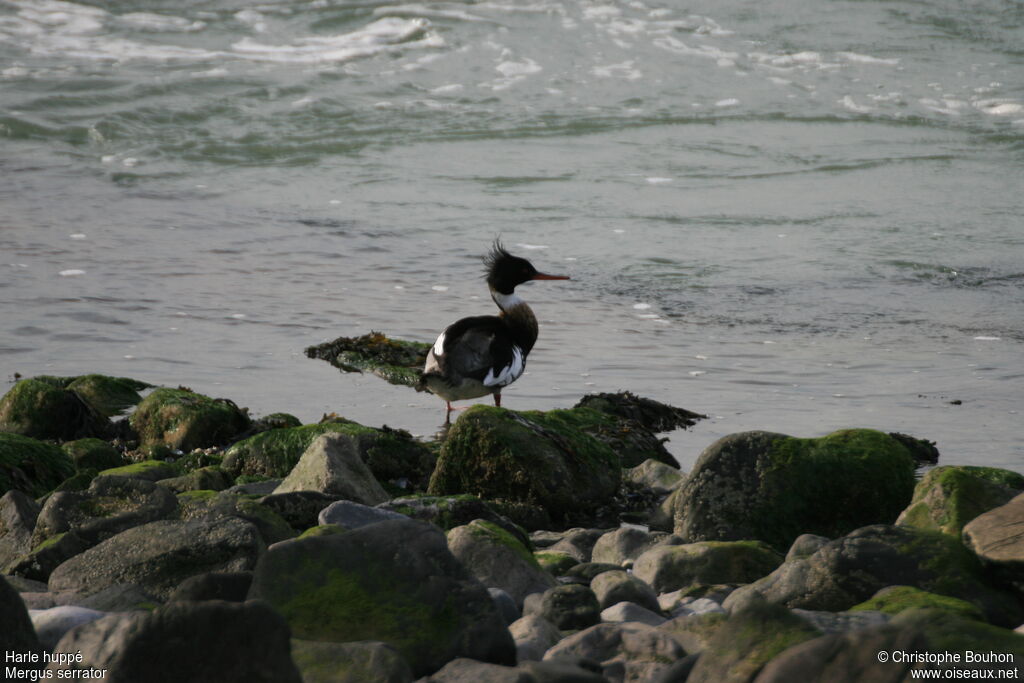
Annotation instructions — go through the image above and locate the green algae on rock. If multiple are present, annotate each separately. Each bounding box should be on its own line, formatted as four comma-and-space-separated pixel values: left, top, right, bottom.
896, 465, 1024, 536
674, 429, 922, 551
64, 374, 151, 417
428, 405, 621, 524
129, 387, 251, 452
0, 433, 75, 498
99, 459, 182, 482
305, 331, 431, 388
849, 585, 985, 621
61, 438, 126, 472
632, 540, 784, 594
0, 378, 108, 441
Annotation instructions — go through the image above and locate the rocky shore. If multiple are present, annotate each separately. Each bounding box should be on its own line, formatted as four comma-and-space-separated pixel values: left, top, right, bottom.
2, 358, 1024, 682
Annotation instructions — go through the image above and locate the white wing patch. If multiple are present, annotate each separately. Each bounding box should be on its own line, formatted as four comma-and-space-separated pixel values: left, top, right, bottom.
483, 345, 525, 388
432, 331, 446, 357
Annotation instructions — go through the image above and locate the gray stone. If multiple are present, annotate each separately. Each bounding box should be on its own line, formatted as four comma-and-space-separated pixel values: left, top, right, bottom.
490, 587, 521, 625
963, 492, 1024, 591
5, 529, 91, 582
510, 614, 563, 663
519, 660, 611, 683
657, 611, 728, 655
48, 516, 263, 600
32, 475, 178, 546
47, 600, 301, 682
291, 639, 413, 683
544, 621, 685, 683
791, 608, 890, 635
447, 519, 556, 607
259, 491, 340, 530
156, 466, 233, 493
318, 499, 409, 528
524, 584, 601, 631
428, 658, 533, 682
167, 571, 253, 603
546, 528, 609, 563
785, 534, 830, 562
1, 574, 42, 674
623, 459, 685, 495
30, 605, 107, 652
274, 433, 389, 504
632, 540, 783, 594
247, 518, 515, 677
75, 583, 160, 611
591, 526, 681, 567
590, 570, 660, 612
600, 601, 667, 626
0, 490, 40, 569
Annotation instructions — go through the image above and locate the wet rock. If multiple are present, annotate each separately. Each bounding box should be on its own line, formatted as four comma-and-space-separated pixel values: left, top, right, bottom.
727, 524, 1022, 627
306, 331, 430, 388
848, 585, 985, 621
61, 438, 126, 472
157, 465, 233, 493
248, 518, 515, 677
543, 621, 686, 683
318, 499, 408, 528
524, 584, 601, 631
590, 570, 660, 613
48, 516, 263, 601
0, 378, 108, 441
273, 433, 389, 505
223, 418, 435, 487
784, 534, 830, 562
686, 596, 821, 683
963, 492, 1024, 592
510, 614, 562, 662
47, 600, 301, 682
291, 639, 414, 683
0, 489, 41, 569
0, 432, 76, 498
574, 392, 705, 434
591, 526, 681, 566
129, 387, 251, 451
5, 530, 91, 582
428, 406, 622, 524
64, 374, 151, 417
98, 459, 182, 482
30, 604, 107, 652
601, 601, 667, 626
167, 570, 253, 603
259, 490, 340, 530
1, 574, 42, 674
447, 519, 556, 607
790, 608, 890, 635
32, 475, 179, 547
897, 465, 1024, 536
633, 540, 783, 594
673, 429, 921, 550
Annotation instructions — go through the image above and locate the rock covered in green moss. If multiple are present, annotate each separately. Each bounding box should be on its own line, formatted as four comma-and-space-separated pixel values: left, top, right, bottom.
0, 433, 75, 498
223, 419, 434, 487
273, 433, 388, 505
533, 551, 577, 576
48, 516, 264, 600
305, 331, 431, 388
590, 569, 661, 612
428, 406, 621, 524
850, 585, 985, 621
897, 465, 1024, 536
446, 519, 556, 607
247, 518, 515, 677
156, 466, 233, 493
687, 596, 821, 683
523, 583, 601, 631
5, 529, 91, 582
378, 495, 527, 545
129, 387, 250, 452
674, 429, 922, 550
99, 459, 182, 482
64, 374, 151, 417
0, 378, 107, 441
178, 490, 295, 545
61, 438, 125, 472
290, 639, 413, 683
728, 524, 1022, 627
633, 540, 784, 594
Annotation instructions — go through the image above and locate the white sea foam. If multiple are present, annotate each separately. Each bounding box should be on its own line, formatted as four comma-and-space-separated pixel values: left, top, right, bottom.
59, 269, 85, 277
837, 52, 899, 66
646, 177, 672, 184
515, 243, 548, 250
839, 95, 874, 114
373, 4, 493, 24
974, 99, 1024, 116
593, 60, 641, 80
117, 12, 206, 33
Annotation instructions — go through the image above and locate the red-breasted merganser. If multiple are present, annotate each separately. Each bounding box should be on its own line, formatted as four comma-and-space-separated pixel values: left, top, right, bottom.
421, 242, 570, 424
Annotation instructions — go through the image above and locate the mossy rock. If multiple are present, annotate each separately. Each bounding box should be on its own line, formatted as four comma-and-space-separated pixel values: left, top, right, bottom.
0, 378, 108, 441
177, 491, 295, 545
298, 525, 349, 539
428, 406, 621, 524
305, 332, 431, 388
253, 413, 303, 431
62, 438, 126, 472
222, 420, 434, 487
378, 494, 528, 547
129, 387, 251, 452
0, 433, 75, 498
892, 608, 1024, 662
51, 469, 98, 494
534, 551, 578, 575
675, 429, 921, 550
65, 374, 151, 417
633, 540, 784, 594
896, 466, 1024, 536
850, 585, 985, 621
99, 459, 182, 482
157, 466, 233, 494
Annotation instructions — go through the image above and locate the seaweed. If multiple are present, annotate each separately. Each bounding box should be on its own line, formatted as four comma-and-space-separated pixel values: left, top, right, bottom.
305, 332, 431, 388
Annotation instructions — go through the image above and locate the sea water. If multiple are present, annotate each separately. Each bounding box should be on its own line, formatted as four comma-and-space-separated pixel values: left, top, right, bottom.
2, 0, 1022, 470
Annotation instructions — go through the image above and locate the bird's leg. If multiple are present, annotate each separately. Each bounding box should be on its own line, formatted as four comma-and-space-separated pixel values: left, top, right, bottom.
445, 401, 454, 425
494, 392, 502, 408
